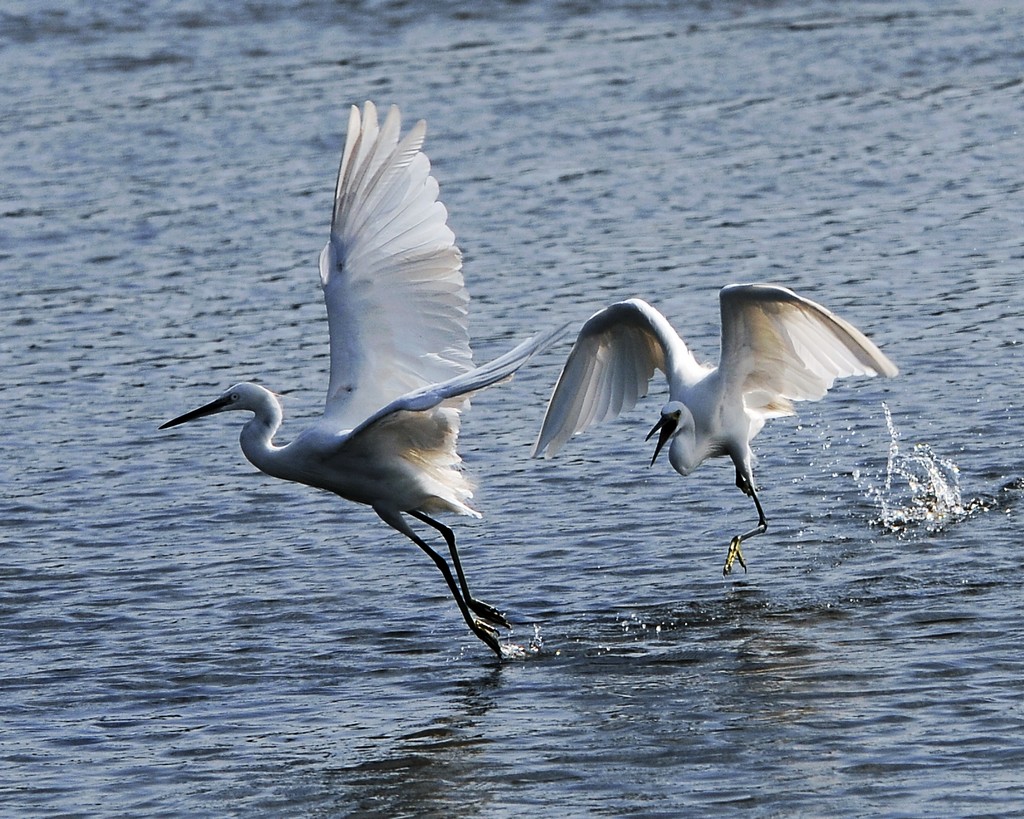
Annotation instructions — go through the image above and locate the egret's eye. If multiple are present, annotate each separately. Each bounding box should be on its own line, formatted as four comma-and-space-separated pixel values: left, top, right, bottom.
230, 393, 240, 402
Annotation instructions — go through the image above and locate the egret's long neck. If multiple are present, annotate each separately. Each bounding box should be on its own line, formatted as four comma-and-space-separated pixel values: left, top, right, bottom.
238, 393, 285, 476
667, 339, 711, 397
668, 426, 702, 476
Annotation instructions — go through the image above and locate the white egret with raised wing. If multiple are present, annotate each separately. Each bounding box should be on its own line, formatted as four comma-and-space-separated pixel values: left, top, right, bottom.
532, 286, 897, 574
161, 102, 562, 657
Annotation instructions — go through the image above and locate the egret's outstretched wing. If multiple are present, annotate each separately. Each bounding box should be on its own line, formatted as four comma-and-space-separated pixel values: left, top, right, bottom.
318, 101, 473, 431
303, 325, 564, 521
532, 299, 695, 458
718, 283, 898, 419
345, 324, 566, 442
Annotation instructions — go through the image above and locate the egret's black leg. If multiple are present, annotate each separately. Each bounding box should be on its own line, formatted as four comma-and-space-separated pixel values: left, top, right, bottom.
375, 509, 503, 658
724, 485, 769, 576
735, 464, 754, 496
409, 510, 510, 629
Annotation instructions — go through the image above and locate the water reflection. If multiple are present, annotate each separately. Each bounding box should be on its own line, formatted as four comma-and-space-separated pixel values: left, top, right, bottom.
320, 666, 504, 816
5, 0, 1024, 814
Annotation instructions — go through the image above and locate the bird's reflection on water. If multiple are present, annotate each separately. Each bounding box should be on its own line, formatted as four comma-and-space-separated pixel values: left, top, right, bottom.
318, 667, 505, 816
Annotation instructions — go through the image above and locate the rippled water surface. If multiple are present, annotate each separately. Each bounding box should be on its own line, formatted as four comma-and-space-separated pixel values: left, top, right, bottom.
3, 0, 1024, 815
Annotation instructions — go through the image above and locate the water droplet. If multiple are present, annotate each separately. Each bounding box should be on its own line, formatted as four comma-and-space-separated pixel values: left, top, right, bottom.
858, 402, 983, 534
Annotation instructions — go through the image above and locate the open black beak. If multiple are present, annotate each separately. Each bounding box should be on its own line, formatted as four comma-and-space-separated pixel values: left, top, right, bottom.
159, 394, 232, 429
645, 414, 678, 467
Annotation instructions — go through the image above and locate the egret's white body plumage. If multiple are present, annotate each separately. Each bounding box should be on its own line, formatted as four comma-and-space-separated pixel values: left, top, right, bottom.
533, 286, 898, 573
162, 102, 561, 657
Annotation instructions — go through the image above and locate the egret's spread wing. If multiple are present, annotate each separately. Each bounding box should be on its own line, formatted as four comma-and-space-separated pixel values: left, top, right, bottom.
344, 324, 566, 442
319, 101, 473, 431
718, 284, 898, 418
312, 326, 561, 520
532, 299, 690, 458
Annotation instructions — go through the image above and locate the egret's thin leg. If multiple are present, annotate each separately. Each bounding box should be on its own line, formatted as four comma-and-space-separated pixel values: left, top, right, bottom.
376, 509, 503, 657
724, 486, 769, 576
409, 510, 510, 629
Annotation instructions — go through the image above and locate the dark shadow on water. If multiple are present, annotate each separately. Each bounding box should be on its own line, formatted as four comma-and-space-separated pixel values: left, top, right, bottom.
312, 665, 506, 817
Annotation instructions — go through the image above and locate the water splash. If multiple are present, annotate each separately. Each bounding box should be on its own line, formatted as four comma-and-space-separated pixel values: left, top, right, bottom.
499, 623, 545, 660
857, 403, 981, 534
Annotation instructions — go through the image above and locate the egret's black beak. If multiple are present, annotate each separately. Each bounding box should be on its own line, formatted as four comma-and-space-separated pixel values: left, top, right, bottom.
645, 414, 678, 467
159, 394, 232, 429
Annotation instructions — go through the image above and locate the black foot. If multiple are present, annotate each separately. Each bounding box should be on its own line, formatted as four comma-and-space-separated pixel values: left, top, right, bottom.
469, 598, 510, 629
469, 617, 505, 658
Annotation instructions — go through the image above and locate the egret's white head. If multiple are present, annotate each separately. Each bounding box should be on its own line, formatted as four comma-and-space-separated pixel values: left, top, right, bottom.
159, 383, 274, 428
645, 400, 691, 467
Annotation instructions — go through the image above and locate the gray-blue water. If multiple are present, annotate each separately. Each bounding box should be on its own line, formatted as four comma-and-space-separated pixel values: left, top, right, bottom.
3, 0, 1023, 815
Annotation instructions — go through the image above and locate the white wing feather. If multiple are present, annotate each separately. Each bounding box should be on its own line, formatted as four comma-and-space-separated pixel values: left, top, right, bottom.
534, 289, 897, 458
532, 299, 697, 458
318, 102, 472, 431
313, 325, 564, 519
718, 283, 898, 419
346, 324, 566, 442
